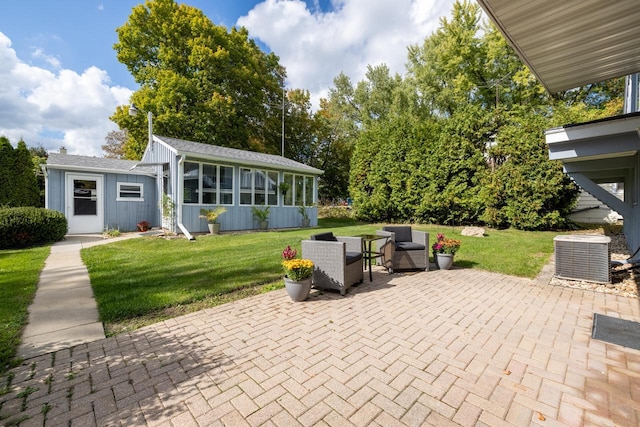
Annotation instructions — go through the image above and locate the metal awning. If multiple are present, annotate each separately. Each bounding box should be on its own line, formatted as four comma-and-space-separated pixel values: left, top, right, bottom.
477, 0, 640, 93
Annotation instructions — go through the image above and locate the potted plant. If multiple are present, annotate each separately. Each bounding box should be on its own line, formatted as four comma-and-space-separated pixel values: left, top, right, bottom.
281, 246, 314, 301
199, 207, 227, 234
432, 233, 461, 270
252, 206, 270, 230
279, 182, 290, 196
298, 205, 310, 227
137, 220, 151, 232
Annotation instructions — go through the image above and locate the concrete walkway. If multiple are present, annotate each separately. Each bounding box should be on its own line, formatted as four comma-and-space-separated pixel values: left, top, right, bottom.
2, 264, 640, 426
17, 233, 143, 359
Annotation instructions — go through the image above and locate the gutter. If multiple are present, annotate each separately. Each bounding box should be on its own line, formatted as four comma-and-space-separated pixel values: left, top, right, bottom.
177, 155, 195, 241
570, 205, 605, 214
45, 164, 156, 177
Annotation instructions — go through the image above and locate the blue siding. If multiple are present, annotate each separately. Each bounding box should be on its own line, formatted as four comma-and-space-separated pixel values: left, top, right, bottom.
46, 169, 65, 212
103, 174, 158, 231
46, 169, 158, 232
181, 205, 318, 233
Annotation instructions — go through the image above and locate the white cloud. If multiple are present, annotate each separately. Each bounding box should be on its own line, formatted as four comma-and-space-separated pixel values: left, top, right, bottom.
0, 32, 133, 156
238, 0, 454, 109
31, 48, 61, 70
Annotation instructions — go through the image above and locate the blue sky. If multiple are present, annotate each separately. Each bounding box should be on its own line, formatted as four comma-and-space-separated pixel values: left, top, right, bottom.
0, 0, 455, 156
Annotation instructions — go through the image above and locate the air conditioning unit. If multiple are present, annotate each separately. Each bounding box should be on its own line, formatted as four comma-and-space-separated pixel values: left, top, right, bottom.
554, 235, 611, 283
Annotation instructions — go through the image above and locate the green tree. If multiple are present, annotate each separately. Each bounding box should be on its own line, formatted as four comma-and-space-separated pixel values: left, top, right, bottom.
314, 73, 362, 202
28, 145, 48, 207
111, 0, 284, 159
413, 106, 489, 225
0, 138, 41, 207
0, 136, 14, 206
480, 107, 579, 229
282, 89, 316, 163
14, 140, 40, 207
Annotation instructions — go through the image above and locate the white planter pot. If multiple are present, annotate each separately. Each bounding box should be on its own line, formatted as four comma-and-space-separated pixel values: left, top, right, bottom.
436, 253, 454, 270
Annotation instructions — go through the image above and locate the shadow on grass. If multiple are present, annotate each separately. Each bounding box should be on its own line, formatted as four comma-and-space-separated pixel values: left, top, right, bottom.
448, 260, 478, 269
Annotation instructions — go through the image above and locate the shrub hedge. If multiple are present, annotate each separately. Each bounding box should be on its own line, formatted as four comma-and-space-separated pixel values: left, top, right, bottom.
0, 207, 67, 249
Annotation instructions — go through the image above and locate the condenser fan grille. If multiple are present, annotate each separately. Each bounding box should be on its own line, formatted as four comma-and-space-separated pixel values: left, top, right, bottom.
554, 235, 611, 284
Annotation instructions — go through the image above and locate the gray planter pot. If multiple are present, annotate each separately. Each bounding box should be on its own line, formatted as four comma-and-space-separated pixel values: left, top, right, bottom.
258, 221, 269, 230
301, 218, 310, 228
207, 223, 221, 234
284, 277, 312, 301
436, 253, 454, 270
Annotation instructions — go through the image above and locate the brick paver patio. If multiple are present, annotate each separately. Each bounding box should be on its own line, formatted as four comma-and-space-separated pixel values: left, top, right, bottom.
1, 267, 639, 426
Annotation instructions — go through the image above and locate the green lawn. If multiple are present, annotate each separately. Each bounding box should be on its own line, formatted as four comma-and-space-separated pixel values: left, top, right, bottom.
82, 219, 562, 334
0, 246, 50, 373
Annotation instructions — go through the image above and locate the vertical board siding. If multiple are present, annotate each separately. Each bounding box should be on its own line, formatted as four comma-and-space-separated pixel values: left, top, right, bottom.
46, 169, 65, 212
47, 169, 158, 232
103, 174, 158, 231
182, 205, 318, 233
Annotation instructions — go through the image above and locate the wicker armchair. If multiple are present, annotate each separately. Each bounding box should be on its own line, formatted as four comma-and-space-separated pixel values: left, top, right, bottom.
301, 232, 363, 296
376, 226, 429, 273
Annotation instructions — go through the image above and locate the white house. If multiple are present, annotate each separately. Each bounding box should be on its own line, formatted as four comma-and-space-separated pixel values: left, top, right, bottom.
44, 136, 323, 235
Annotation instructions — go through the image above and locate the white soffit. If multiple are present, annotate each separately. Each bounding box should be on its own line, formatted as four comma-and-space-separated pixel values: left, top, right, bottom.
545, 114, 640, 144
476, 0, 640, 93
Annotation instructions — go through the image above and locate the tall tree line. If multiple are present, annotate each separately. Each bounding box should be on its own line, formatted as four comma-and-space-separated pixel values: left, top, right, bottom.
323, 0, 622, 230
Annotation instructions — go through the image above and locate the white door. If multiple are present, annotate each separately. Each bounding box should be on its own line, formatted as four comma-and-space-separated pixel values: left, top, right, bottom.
66, 173, 104, 234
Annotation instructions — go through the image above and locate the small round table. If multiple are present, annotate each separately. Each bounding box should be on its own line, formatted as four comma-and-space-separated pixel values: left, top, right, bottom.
358, 234, 389, 282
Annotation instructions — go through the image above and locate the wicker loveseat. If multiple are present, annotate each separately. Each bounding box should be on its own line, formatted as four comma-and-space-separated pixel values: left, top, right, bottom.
301, 232, 363, 296
376, 226, 429, 273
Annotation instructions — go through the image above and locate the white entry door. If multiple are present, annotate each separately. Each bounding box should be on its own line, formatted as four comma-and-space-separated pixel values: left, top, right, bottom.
66, 173, 104, 234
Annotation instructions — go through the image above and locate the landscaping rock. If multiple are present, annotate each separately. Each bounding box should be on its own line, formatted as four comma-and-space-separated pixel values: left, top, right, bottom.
461, 226, 485, 237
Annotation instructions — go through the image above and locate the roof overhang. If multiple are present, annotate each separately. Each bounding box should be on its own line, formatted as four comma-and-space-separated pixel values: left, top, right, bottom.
180, 151, 324, 175
476, 0, 640, 93
43, 163, 156, 177
546, 112, 640, 163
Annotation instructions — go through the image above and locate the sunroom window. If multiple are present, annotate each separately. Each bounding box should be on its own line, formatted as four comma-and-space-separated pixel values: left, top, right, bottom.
183, 162, 234, 205
183, 162, 199, 204
283, 174, 315, 206
240, 168, 279, 206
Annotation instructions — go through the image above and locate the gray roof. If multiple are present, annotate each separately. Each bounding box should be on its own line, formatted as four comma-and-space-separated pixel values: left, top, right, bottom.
155, 135, 323, 175
46, 153, 156, 175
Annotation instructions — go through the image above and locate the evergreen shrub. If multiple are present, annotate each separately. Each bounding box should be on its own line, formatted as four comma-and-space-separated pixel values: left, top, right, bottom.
0, 207, 67, 249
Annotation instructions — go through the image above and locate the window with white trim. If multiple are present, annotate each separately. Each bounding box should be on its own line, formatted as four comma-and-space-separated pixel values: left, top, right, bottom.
240, 168, 253, 205
183, 162, 234, 205
117, 182, 144, 201
283, 173, 294, 206
183, 162, 199, 204
240, 168, 280, 206
283, 173, 314, 206
305, 176, 314, 206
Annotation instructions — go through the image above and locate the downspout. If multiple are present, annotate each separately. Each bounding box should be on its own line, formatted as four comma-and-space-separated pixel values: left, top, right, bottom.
177, 155, 195, 240
41, 164, 48, 209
